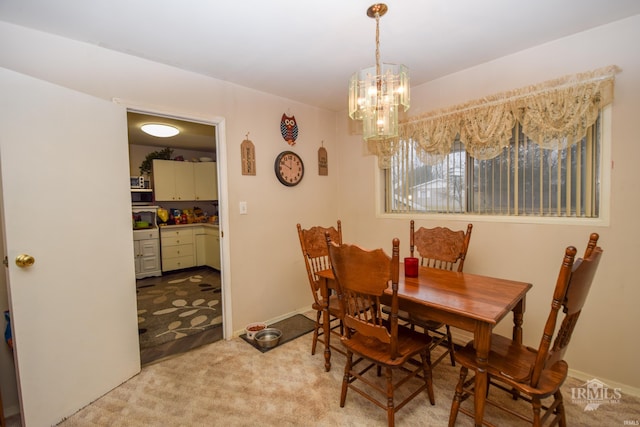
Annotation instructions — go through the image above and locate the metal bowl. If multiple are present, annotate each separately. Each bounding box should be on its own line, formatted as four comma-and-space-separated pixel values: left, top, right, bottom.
253, 328, 282, 349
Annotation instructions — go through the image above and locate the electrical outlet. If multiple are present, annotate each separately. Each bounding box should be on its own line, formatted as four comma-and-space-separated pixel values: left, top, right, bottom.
239, 201, 248, 215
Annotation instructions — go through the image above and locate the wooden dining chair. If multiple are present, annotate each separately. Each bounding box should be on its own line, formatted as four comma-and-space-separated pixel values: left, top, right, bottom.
326, 236, 435, 427
448, 233, 603, 426
401, 221, 473, 367
296, 221, 344, 356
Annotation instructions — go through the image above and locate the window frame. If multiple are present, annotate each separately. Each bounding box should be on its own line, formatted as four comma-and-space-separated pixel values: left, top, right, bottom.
376, 106, 612, 226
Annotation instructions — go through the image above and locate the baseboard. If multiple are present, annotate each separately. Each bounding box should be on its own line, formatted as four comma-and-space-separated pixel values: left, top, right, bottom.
4, 404, 19, 419
568, 368, 640, 398
449, 327, 474, 346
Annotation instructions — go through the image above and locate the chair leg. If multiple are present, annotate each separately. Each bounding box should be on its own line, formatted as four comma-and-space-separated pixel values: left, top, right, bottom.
340, 350, 353, 407
385, 367, 395, 427
420, 351, 436, 405
532, 397, 542, 427
448, 366, 468, 427
311, 310, 321, 355
555, 390, 567, 427
445, 325, 456, 366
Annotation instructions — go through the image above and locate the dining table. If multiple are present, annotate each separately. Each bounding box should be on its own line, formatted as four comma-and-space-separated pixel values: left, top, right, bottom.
315, 264, 532, 427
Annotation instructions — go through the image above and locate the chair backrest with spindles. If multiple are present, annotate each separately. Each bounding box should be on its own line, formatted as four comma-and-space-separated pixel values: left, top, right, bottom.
327, 237, 401, 359
297, 221, 342, 305
531, 233, 603, 387
410, 221, 473, 272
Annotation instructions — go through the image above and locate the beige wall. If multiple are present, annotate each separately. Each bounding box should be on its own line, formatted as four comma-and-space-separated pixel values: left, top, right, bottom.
335, 15, 640, 393
0, 21, 340, 331
0, 13, 638, 417
0, 21, 339, 415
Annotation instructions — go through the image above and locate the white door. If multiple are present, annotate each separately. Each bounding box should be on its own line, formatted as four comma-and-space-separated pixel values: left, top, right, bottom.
0, 68, 141, 426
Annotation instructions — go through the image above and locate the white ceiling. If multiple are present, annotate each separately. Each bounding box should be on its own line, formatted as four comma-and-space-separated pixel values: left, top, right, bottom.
2, 0, 640, 150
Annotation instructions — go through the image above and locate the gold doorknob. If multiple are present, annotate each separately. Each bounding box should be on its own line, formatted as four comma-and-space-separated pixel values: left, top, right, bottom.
15, 254, 35, 268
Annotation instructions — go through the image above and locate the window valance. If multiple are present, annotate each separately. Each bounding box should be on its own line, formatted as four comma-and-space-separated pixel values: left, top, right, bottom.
368, 65, 620, 168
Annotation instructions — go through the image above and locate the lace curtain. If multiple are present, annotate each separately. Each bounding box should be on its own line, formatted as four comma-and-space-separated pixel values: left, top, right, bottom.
368, 65, 619, 168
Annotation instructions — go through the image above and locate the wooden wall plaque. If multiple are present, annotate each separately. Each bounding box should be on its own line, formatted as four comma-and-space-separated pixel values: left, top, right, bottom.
318, 146, 328, 176
241, 139, 256, 176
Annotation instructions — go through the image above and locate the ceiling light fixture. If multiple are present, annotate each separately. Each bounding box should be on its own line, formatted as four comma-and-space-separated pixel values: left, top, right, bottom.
349, 3, 409, 141
141, 123, 180, 138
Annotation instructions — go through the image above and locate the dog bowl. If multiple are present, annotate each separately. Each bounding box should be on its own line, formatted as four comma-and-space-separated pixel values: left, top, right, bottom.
254, 328, 282, 349
245, 322, 267, 340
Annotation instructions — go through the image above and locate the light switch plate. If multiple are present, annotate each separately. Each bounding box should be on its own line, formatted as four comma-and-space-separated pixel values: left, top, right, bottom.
239, 201, 248, 215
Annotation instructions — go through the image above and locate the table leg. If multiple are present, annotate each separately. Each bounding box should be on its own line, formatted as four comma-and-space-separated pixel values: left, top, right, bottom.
473, 324, 491, 427
512, 297, 525, 344
319, 276, 331, 372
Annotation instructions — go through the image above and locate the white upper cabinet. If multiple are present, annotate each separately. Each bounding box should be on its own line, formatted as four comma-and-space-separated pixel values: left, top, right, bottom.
173, 161, 196, 200
194, 162, 217, 200
153, 159, 217, 201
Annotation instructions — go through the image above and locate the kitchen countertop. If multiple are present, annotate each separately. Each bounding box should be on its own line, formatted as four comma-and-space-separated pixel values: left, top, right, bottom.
159, 223, 219, 230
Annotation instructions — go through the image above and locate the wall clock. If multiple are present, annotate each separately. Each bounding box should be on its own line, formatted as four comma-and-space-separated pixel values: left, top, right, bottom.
274, 151, 304, 186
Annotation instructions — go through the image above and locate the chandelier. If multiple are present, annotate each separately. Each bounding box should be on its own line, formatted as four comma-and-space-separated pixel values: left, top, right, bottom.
349, 3, 410, 141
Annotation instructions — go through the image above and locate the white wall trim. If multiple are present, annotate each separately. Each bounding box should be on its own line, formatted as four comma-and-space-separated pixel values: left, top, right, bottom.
568, 368, 640, 398
111, 97, 233, 340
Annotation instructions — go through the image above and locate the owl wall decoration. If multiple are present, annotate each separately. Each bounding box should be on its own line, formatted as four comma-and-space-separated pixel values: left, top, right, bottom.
280, 113, 299, 146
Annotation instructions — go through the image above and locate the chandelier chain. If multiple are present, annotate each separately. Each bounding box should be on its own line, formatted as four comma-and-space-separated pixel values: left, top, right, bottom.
375, 12, 381, 77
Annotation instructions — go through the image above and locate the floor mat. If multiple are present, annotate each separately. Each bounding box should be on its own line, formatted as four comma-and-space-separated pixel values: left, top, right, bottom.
241, 314, 316, 353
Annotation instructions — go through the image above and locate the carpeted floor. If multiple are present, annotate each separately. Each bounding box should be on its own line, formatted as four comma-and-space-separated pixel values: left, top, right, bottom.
136, 267, 223, 364
55, 312, 640, 426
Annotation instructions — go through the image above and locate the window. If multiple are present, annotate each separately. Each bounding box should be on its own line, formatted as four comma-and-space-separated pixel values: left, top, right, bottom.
385, 117, 601, 218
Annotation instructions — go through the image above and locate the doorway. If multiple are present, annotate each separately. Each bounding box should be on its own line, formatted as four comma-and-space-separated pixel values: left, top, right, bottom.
126, 110, 226, 363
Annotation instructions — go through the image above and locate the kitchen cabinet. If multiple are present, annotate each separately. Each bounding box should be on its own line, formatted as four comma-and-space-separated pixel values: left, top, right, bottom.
160, 227, 195, 272
205, 226, 221, 270
153, 159, 195, 201
153, 159, 217, 201
194, 225, 220, 270
133, 228, 161, 279
195, 233, 206, 267
194, 162, 218, 200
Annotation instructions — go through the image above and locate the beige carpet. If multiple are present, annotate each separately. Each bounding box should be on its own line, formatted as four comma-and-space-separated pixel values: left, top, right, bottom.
56, 316, 640, 426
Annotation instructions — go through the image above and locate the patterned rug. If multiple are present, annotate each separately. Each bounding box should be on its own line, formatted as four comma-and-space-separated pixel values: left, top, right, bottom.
136, 268, 222, 351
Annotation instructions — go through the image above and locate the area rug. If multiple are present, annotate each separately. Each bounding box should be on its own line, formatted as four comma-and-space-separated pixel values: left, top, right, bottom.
136, 268, 223, 355
241, 313, 316, 353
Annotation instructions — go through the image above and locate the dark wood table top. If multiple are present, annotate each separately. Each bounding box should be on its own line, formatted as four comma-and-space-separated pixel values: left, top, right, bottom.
316, 266, 531, 325
391, 266, 532, 326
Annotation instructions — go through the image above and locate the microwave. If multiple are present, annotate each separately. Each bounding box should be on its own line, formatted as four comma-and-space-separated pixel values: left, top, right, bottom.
131, 189, 153, 205
130, 176, 145, 189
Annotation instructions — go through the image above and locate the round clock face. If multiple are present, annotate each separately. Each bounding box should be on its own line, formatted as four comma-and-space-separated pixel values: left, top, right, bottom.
274, 151, 304, 186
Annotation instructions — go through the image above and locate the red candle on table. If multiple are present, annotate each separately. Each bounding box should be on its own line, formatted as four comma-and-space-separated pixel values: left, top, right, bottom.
404, 257, 419, 277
